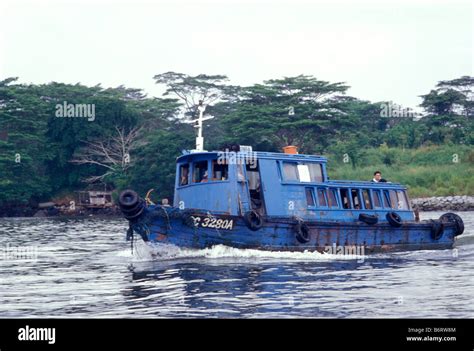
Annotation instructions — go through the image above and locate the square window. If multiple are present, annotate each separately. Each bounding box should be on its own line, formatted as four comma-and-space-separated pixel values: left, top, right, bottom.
317, 188, 327, 207
193, 161, 208, 183
179, 164, 189, 186
297, 164, 311, 182
328, 189, 338, 208
340, 189, 351, 209
212, 160, 228, 181
362, 189, 373, 209
372, 190, 382, 208
308, 163, 323, 182
282, 162, 299, 181
305, 188, 315, 206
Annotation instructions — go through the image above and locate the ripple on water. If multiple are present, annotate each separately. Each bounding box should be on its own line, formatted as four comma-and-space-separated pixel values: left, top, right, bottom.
0, 212, 473, 318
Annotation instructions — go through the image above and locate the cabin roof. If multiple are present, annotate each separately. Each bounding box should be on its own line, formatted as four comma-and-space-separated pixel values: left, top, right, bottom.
327, 180, 405, 189
176, 150, 327, 163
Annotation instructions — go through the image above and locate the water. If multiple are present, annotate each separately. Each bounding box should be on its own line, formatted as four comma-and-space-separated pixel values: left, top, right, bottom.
0, 212, 473, 318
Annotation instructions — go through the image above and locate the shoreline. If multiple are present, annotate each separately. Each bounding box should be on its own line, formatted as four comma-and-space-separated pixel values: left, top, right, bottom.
410, 195, 474, 212
0, 195, 473, 218
0, 206, 122, 219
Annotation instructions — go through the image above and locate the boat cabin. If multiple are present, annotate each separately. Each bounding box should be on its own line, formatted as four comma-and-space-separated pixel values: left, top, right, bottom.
173, 149, 414, 223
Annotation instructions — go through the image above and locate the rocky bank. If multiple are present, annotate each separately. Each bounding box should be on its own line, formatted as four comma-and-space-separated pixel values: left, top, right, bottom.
411, 195, 474, 211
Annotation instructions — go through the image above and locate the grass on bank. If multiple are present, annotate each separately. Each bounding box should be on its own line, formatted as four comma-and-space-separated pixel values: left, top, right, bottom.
325, 145, 474, 198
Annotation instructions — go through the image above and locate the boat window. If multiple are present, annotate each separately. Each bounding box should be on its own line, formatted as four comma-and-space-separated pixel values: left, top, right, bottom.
282, 162, 323, 182
351, 189, 361, 209
317, 188, 327, 207
396, 190, 410, 210
179, 164, 189, 186
246, 169, 260, 190
193, 161, 208, 183
247, 164, 263, 209
340, 189, 351, 209
297, 164, 311, 182
328, 189, 338, 208
237, 163, 245, 182
389, 190, 398, 209
362, 189, 372, 209
305, 188, 315, 206
282, 162, 299, 181
212, 160, 228, 181
382, 190, 391, 208
307, 163, 323, 182
372, 190, 382, 208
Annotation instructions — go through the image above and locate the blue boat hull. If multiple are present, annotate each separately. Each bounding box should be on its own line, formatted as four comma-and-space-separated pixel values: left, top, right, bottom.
127, 205, 459, 253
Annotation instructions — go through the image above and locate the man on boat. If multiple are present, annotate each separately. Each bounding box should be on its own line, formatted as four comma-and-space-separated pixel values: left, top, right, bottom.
372, 171, 387, 183
200, 170, 209, 182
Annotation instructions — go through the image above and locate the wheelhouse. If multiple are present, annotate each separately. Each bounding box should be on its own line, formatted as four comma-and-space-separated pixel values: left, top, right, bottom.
173, 150, 414, 223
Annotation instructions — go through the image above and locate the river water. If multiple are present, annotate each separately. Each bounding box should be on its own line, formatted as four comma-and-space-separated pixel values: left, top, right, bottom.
0, 212, 473, 318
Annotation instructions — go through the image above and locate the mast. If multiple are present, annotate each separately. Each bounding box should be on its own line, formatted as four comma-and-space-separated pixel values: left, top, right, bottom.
184, 100, 214, 151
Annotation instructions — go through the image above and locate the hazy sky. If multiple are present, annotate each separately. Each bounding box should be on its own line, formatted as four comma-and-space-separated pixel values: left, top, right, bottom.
0, 0, 472, 109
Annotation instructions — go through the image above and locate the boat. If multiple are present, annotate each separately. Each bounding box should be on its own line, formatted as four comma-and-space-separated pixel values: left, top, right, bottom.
118, 104, 465, 254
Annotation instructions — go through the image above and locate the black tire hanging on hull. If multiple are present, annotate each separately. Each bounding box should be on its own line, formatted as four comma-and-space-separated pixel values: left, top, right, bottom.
386, 212, 402, 227
439, 212, 464, 236
294, 221, 310, 244
243, 210, 263, 231
359, 213, 378, 225
119, 190, 139, 209
118, 190, 145, 221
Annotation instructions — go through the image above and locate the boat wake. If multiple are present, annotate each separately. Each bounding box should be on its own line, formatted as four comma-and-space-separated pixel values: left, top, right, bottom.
117, 241, 367, 262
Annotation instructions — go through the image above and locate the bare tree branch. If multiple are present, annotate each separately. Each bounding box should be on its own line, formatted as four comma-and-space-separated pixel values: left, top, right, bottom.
70, 126, 144, 183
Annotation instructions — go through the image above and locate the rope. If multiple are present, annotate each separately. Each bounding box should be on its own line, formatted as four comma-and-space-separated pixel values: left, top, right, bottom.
144, 188, 155, 206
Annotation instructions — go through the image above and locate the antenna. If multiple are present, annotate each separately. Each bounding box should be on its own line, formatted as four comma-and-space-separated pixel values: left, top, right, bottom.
183, 100, 214, 151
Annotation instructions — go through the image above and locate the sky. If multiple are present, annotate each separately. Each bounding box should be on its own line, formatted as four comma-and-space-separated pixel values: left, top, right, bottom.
0, 0, 472, 110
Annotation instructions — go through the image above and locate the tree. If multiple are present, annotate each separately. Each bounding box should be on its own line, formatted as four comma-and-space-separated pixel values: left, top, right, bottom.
420, 89, 466, 115
153, 72, 237, 120
217, 75, 349, 153
0, 78, 53, 205
436, 76, 474, 116
419, 76, 473, 145
70, 126, 143, 184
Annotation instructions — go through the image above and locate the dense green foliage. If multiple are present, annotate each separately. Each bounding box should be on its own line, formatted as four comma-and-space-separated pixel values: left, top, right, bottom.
0, 74, 472, 208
